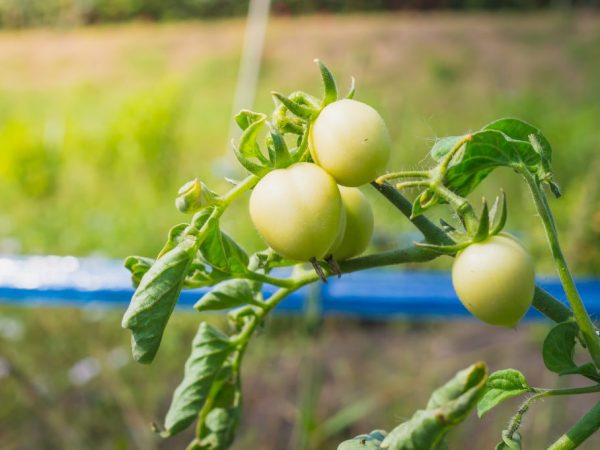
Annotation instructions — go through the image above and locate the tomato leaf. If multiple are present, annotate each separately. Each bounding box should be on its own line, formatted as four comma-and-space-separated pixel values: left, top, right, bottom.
477, 369, 532, 418
195, 279, 255, 312
483, 117, 551, 164
124, 255, 154, 287
443, 129, 540, 198
543, 322, 600, 380
380, 362, 487, 450
430, 135, 468, 161
162, 322, 234, 437
232, 110, 269, 175
199, 217, 249, 275
122, 236, 197, 364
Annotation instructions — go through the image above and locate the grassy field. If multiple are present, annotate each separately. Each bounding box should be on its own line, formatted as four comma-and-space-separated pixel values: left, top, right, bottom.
1, 11, 600, 450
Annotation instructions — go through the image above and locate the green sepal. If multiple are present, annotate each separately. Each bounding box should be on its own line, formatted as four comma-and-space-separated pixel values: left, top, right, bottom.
122, 236, 198, 364
272, 92, 317, 120
346, 76, 356, 99
543, 321, 600, 381
162, 322, 234, 437
472, 199, 490, 242
266, 122, 291, 168
290, 125, 311, 163
490, 191, 508, 236
477, 369, 532, 418
315, 59, 338, 107
380, 362, 487, 450
195, 279, 255, 312
414, 241, 469, 256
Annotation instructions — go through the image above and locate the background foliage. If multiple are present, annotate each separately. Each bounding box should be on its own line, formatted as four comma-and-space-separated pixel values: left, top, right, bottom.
1, 11, 600, 450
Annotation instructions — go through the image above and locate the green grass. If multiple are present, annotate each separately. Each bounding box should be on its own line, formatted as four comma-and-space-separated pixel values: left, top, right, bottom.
1, 12, 600, 450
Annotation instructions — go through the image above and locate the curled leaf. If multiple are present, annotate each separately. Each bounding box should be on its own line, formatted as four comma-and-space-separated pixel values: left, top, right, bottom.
162, 322, 234, 436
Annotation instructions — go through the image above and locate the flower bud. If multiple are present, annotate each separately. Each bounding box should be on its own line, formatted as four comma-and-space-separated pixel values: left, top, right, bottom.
175, 179, 215, 214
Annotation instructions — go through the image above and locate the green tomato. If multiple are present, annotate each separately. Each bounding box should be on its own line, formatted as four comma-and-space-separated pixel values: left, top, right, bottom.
332, 186, 374, 261
451, 234, 535, 328
309, 99, 391, 187
249, 162, 344, 261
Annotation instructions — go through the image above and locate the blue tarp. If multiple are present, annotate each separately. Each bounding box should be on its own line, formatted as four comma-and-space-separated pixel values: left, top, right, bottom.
0, 255, 598, 320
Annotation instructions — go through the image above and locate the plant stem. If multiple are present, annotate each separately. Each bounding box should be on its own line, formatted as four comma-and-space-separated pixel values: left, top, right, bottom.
521, 169, 600, 369
372, 180, 576, 327
370, 182, 454, 246
533, 287, 573, 324
547, 401, 600, 450
535, 384, 600, 397
220, 174, 259, 206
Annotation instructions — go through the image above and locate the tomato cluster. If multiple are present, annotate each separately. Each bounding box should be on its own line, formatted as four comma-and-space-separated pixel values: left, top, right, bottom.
249, 99, 388, 263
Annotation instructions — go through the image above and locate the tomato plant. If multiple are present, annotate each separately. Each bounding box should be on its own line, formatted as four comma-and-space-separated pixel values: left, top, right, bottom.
122, 61, 600, 450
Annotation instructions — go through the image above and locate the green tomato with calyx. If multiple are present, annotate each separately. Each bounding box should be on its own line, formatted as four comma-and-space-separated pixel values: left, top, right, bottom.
451, 234, 535, 328
249, 162, 345, 262
332, 186, 374, 261
309, 99, 391, 187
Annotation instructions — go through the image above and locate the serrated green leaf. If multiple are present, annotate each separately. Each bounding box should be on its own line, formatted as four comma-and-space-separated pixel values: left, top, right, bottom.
483, 117, 551, 163
195, 279, 255, 312
430, 135, 468, 161
442, 129, 540, 198
163, 322, 233, 436
199, 217, 249, 274
122, 237, 197, 364
381, 362, 487, 450
543, 321, 599, 380
477, 369, 532, 418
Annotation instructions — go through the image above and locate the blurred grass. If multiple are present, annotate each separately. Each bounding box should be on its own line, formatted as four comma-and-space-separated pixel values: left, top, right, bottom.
1, 11, 600, 450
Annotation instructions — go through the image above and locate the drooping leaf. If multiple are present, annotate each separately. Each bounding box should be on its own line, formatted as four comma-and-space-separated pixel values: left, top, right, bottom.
163, 322, 234, 436
442, 129, 540, 198
157, 223, 189, 258
380, 362, 487, 450
122, 237, 197, 363
199, 216, 249, 275
196, 365, 242, 450
235, 109, 266, 131
195, 279, 255, 312
543, 321, 600, 380
232, 110, 269, 175
477, 369, 532, 418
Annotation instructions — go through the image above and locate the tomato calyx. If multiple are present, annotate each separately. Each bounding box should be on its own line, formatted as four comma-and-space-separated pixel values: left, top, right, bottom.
415, 191, 508, 256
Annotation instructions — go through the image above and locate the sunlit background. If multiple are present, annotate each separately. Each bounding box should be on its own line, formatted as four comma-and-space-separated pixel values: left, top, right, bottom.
1, 1, 600, 449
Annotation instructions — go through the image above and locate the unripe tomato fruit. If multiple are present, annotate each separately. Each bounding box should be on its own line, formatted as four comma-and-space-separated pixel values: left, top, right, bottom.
309, 99, 391, 187
332, 187, 374, 261
249, 162, 345, 261
451, 234, 535, 328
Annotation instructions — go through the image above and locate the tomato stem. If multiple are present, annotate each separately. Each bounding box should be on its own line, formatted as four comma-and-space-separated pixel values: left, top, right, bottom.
521, 169, 600, 369
547, 401, 600, 450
